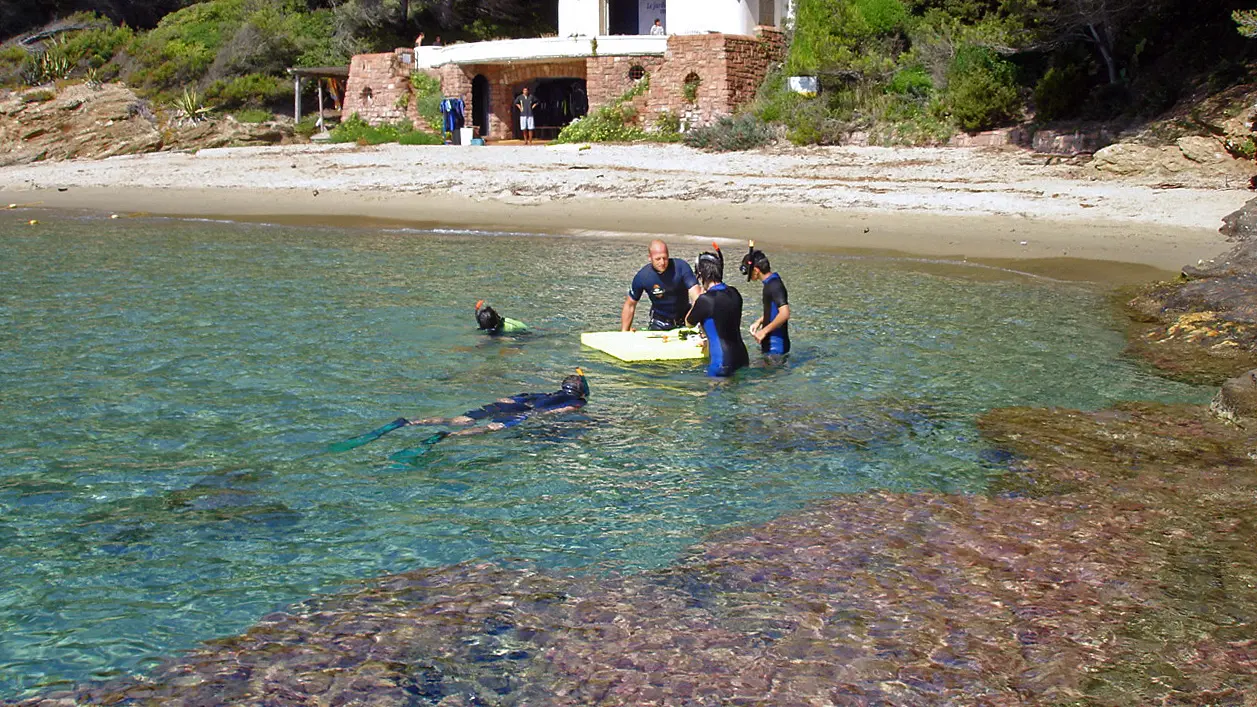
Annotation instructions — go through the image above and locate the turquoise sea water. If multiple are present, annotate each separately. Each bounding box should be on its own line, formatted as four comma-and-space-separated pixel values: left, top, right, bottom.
0, 210, 1209, 696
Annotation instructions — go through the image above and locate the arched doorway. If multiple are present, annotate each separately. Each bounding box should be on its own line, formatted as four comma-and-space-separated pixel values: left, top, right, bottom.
472, 74, 490, 138
511, 78, 589, 141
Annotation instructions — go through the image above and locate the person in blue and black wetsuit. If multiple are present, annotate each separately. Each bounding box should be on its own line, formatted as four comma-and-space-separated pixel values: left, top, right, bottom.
740, 241, 791, 359
685, 245, 749, 377
407, 370, 589, 436
621, 240, 701, 331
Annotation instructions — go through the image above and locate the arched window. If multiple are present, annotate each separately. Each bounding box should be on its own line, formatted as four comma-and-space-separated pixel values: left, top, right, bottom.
361, 86, 374, 105
682, 73, 701, 103
628, 65, 646, 81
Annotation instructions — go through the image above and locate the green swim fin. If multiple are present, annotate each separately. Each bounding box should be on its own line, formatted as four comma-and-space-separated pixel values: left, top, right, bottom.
327, 417, 410, 453
389, 431, 449, 464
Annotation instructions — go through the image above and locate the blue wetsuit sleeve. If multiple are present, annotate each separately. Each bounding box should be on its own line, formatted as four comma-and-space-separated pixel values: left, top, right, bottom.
495, 414, 528, 428
676, 259, 698, 289
628, 267, 647, 301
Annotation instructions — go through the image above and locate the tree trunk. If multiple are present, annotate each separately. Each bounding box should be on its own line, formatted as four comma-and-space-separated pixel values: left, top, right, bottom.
399, 0, 409, 33
1086, 22, 1120, 84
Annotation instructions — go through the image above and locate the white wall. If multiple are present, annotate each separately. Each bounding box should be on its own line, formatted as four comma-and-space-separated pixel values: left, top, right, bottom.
559, 0, 790, 38
558, 0, 601, 36
668, 0, 755, 35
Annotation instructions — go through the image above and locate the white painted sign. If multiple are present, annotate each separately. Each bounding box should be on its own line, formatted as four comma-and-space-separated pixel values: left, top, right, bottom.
640, 0, 666, 35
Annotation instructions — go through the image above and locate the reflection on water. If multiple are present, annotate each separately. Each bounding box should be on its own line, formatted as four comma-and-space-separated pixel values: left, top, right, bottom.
0, 211, 1208, 696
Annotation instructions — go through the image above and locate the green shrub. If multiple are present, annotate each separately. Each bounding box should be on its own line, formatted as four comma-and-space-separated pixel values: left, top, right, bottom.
942, 45, 1020, 132
555, 111, 649, 143
410, 72, 443, 131
399, 130, 443, 145
233, 108, 272, 122
204, 72, 289, 108
294, 113, 322, 136
1033, 64, 1088, 121
21, 89, 56, 103
682, 73, 701, 103
328, 114, 435, 145
684, 114, 773, 151
170, 87, 213, 121
654, 110, 681, 135
888, 65, 932, 98
1226, 135, 1257, 160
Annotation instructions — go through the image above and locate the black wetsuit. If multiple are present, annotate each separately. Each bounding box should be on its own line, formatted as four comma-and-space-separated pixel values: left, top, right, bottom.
628, 259, 698, 330
686, 282, 749, 377
759, 272, 791, 356
463, 391, 585, 427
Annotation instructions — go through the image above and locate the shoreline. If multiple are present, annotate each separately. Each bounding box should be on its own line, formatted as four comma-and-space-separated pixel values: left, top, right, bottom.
0, 142, 1250, 279
6, 185, 1227, 282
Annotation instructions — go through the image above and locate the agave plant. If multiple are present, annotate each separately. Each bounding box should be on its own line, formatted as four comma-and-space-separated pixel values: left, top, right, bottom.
171, 88, 213, 123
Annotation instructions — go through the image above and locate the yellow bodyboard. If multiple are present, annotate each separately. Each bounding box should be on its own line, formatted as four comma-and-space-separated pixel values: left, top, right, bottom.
580, 330, 707, 362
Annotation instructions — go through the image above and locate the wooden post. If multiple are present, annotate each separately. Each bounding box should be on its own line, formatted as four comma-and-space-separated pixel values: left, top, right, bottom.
317, 79, 325, 131
294, 75, 302, 122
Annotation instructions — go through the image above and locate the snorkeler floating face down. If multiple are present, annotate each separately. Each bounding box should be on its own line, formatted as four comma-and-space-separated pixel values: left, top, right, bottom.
560, 369, 590, 398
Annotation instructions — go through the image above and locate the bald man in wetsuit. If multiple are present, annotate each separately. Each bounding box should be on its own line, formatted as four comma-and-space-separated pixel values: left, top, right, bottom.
685, 247, 749, 377
621, 240, 701, 331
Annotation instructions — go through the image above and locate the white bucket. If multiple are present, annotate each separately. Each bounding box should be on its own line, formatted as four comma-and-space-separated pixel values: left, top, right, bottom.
459, 127, 474, 145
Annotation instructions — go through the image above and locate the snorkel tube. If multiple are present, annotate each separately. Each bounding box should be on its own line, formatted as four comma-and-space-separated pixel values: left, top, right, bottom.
740, 240, 756, 281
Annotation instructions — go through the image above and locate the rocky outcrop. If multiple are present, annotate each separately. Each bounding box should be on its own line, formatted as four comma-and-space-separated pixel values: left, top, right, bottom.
1123, 198, 1257, 385
1091, 138, 1256, 186
1211, 368, 1257, 425
0, 83, 163, 165
0, 82, 298, 166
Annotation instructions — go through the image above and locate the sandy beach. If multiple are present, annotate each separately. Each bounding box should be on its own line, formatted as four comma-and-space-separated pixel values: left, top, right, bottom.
1, 141, 1251, 276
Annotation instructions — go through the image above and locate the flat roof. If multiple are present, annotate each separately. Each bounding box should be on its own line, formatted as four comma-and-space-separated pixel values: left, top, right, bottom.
287, 66, 350, 79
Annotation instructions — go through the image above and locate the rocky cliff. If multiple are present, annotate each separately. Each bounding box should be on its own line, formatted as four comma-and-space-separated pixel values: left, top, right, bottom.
0, 82, 298, 167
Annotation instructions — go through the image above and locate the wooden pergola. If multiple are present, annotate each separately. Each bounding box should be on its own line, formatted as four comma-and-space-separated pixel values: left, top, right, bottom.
286, 66, 350, 130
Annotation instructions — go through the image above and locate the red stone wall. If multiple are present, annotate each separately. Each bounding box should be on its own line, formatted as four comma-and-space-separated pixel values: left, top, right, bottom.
439, 61, 587, 139
345, 26, 787, 137
341, 49, 415, 125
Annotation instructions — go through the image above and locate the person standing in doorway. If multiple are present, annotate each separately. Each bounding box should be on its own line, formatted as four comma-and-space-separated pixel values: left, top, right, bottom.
515, 86, 537, 145
650, 18, 665, 35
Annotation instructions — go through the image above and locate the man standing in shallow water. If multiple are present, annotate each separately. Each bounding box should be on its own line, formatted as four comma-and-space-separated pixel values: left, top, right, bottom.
622, 240, 701, 331
741, 242, 791, 359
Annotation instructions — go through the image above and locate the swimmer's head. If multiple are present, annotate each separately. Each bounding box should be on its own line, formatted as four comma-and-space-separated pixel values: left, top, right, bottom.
739, 241, 770, 281
475, 300, 502, 331
561, 368, 590, 398
695, 241, 724, 286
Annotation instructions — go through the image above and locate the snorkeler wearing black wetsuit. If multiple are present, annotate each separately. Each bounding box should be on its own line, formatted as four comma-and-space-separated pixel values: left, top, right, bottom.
740, 242, 790, 357
685, 246, 749, 377
407, 370, 589, 435
475, 300, 529, 335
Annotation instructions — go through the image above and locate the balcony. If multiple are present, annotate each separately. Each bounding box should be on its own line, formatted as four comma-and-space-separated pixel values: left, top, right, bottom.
412, 35, 668, 69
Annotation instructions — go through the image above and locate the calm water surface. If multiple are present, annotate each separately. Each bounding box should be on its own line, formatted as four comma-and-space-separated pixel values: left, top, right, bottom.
0, 211, 1208, 696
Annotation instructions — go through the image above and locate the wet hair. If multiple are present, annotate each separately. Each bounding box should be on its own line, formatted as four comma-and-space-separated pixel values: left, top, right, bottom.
739, 249, 770, 280
696, 250, 724, 285
561, 373, 590, 398
476, 304, 502, 331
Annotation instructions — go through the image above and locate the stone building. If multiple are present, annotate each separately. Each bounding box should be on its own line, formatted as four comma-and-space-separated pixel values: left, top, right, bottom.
341, 0, 790, 140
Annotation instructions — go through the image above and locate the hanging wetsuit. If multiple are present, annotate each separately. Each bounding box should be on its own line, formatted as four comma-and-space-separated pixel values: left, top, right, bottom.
759, 272, 791, 356
685, 282, 749, 377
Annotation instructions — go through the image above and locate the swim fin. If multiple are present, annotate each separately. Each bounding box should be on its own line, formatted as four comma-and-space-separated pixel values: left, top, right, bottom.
388, 431, 449, 464
327, 417, 410, 453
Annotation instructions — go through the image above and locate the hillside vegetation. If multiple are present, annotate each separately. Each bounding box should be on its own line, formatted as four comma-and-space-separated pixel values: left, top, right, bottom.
753, 0, 1257, 144
1, 0, 1256, 148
